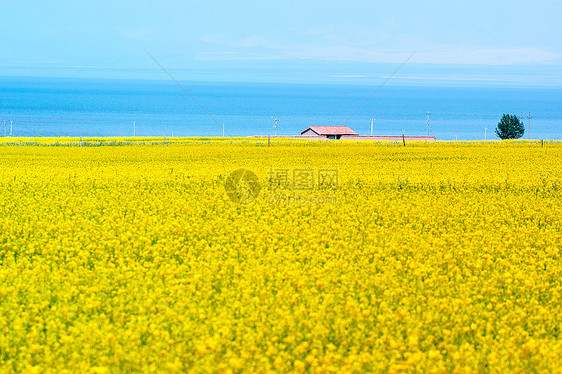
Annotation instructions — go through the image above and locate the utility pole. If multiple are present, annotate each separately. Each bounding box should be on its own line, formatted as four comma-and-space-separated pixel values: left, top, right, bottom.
426, 111, 431, 137
527, 113, 533, 140
271, 116, 279, 136
370, 118, 375, 136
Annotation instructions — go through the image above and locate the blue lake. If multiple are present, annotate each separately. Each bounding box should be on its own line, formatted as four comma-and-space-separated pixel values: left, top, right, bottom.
0, 77, 560, 140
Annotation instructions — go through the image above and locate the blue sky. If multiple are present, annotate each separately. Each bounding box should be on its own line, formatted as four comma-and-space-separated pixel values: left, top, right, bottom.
1, 0, 561, 86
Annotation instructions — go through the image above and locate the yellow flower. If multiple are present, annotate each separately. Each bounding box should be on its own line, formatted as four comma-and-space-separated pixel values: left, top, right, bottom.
0, 139, 561, 372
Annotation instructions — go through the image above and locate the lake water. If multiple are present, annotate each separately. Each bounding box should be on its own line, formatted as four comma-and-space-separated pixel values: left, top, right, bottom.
0, 76, 560, 140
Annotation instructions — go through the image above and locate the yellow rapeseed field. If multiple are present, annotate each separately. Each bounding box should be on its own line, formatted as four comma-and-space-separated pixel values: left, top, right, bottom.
0, 138, 561, 373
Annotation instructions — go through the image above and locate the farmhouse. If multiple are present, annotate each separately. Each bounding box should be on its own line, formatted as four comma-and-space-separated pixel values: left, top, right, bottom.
300, 126, 358, 139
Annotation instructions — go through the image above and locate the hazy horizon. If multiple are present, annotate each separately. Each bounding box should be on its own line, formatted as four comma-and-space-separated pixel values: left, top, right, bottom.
1, 1, 562, 87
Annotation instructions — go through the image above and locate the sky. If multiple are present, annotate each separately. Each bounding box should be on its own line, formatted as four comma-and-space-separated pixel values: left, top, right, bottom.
1, 0, 562, 86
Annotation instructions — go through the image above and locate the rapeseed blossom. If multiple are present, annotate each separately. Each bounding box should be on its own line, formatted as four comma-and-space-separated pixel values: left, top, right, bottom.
0, 139, 560, 372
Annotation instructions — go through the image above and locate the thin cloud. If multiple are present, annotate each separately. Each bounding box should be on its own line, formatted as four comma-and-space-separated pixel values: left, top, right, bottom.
414, 47, 560, 65
199, 34, 226, 44
329, 74, 369, 78
195, 52, 282, 61
198, 34, 560, 66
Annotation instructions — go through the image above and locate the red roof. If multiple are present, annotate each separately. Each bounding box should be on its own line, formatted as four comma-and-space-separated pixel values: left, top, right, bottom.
301, 126, 358, 135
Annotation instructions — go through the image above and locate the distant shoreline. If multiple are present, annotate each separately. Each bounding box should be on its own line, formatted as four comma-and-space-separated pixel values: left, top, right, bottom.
252, 135, 436, 141
1, 136, 560, 145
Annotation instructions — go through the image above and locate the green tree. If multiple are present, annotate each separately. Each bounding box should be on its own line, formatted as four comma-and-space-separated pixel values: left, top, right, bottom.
495, 114, 525, 139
